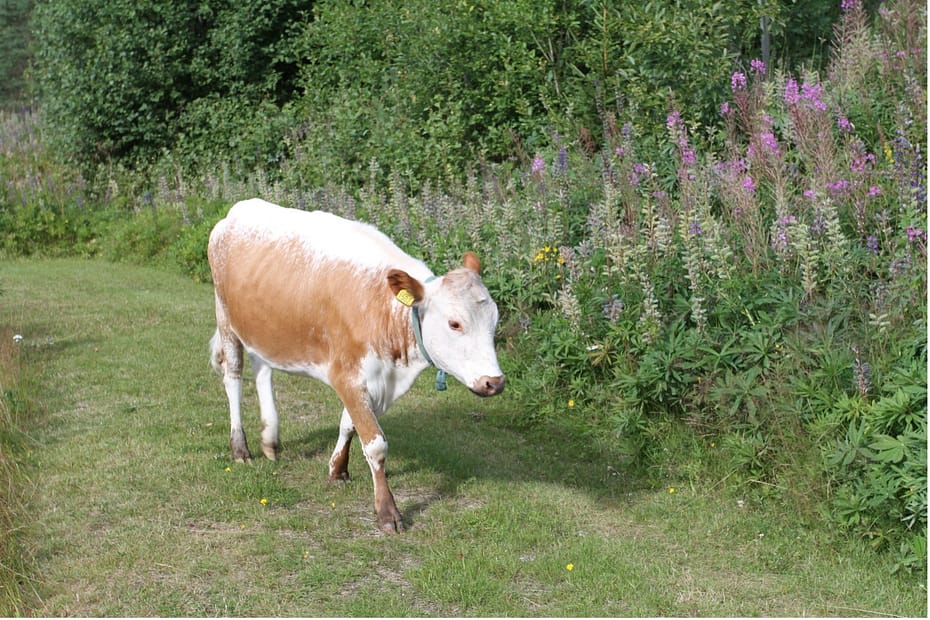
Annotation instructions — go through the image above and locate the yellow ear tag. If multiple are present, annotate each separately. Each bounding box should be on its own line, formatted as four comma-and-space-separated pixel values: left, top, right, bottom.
395, 289, 415, 307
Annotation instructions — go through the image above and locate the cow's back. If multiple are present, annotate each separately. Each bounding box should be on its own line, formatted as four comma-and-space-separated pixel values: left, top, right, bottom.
208, 199, 427, 370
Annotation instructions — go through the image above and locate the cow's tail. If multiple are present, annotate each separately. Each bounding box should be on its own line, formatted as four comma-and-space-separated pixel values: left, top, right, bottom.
209, 329, 225, 375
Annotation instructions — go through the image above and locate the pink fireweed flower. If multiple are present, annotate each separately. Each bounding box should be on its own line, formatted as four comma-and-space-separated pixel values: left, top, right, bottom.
867, 186, 882, 197
837, 116, 853, 132
801, 81, 827, 111
719, 101, 732, 116
759, 132, 779, 155
906, 227, 926, 243
826, 179, 851, 196
531, 155, 545, 175
731, 71, 747, 92
784, 78, 800, 106
742, 176, 757, 193
680, 146, 696, 166
666, 110, 683, 130
750, 59, 766, 75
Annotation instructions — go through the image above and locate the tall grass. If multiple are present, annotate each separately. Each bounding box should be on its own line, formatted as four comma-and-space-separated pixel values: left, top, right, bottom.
0, 0, 926, 576
0, 324, 39, 615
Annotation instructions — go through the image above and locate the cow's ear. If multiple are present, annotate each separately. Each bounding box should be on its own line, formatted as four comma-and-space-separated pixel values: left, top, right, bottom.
462, 251, 482, 274
387, 269, 425, 306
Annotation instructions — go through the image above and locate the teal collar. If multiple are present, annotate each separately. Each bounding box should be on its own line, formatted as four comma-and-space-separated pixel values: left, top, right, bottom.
410, 276, 447, 391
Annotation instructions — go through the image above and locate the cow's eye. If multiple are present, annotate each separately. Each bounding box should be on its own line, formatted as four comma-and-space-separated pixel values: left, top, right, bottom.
448, 320, 462, 331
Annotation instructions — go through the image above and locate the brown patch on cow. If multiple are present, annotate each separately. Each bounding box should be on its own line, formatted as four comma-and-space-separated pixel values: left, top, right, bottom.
211, 235, 416, 371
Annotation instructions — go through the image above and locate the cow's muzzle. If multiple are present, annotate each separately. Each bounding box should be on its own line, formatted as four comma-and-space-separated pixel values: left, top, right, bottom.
470, 374, 506, 397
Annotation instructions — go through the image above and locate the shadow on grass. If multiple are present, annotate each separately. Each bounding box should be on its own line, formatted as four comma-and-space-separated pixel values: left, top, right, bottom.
284, 384, 645, 527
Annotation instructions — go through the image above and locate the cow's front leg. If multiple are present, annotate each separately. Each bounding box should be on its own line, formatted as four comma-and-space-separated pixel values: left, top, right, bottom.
335, 381, 403, 533
361, 432, 404, 533
328, 407, 355, 481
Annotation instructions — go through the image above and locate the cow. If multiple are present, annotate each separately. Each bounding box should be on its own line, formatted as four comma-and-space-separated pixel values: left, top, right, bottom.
207, 199, 505, 533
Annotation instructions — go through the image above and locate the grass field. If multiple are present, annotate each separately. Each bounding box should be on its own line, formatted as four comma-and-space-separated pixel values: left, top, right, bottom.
1, 258, 925, 616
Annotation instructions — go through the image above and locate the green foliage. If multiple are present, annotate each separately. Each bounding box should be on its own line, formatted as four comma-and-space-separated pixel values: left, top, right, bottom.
28, 0, 845, 186
0, 0, 33, 109
31, 0, 307, 167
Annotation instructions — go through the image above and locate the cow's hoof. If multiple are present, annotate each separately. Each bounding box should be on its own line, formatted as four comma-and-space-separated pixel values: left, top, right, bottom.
328, 470, 350, 483
261, 441, 279, 461
231, 433, 252, 463
378, 511, 405, 534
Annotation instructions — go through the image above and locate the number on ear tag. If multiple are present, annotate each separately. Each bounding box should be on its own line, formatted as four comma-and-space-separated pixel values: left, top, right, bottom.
395, 289, 415, 307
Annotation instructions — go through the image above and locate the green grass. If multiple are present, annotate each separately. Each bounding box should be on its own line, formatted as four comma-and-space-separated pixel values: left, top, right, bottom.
1, 258, 925, 616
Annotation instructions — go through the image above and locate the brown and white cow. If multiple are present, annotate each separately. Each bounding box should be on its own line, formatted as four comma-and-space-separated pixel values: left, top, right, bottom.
207, 198, 505, 533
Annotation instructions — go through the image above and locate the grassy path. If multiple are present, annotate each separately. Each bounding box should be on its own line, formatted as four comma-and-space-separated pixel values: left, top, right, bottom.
2, 258, 924, 616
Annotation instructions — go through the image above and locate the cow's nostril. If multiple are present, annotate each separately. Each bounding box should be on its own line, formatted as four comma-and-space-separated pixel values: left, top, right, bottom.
472, 375, 505, 396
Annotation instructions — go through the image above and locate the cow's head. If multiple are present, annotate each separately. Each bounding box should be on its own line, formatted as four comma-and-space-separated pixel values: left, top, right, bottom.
388, 253, 505, 397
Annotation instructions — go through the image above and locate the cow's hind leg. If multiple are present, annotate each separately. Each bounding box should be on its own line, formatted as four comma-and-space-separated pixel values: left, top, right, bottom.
211, 327, 251, 463
328, 407, 355, 481
251, 354, 280, 460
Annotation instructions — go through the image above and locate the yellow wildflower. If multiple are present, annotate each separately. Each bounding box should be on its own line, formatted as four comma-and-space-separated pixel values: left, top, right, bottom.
568, 399, 575, 408
566, 563, 574, 571
668, 487, 676, 494
260, 498, 268, 506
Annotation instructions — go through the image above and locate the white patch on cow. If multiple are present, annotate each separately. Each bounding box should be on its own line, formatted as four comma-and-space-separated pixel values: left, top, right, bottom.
227, 199, 433, 280
362, 434, 388, 471
360, 348, 426, 416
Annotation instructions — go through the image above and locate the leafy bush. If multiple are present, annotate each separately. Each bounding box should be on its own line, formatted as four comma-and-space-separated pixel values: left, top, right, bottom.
31, 0, 307, 167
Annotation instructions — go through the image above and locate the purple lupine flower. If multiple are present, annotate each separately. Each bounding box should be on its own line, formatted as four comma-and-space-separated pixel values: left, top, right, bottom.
556, 147, 569, 173
688, 219, 704, 236
841, 0, 860, 11
731, 71, 747, 92
750, 59, 766, 75
771, 215, 798, 252
602, 295, 624, 323
866, 235, 880, 254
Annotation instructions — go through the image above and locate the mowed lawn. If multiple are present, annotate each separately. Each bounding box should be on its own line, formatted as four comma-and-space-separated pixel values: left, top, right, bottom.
2, 258, 924, 616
